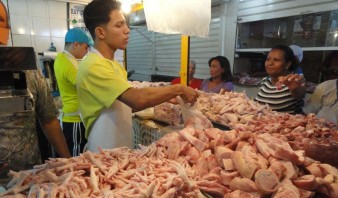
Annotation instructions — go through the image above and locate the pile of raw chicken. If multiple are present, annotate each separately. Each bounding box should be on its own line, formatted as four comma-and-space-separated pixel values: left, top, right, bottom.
1, 126, 337, 197
195, 91, 270, 128
129, 81, 171, 88
1, 91, 338, 198
153, 91, 337, 165
195, 92, 338, 166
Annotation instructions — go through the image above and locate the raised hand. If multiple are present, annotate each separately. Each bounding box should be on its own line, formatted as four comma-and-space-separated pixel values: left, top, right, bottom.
277, 74, 305, 91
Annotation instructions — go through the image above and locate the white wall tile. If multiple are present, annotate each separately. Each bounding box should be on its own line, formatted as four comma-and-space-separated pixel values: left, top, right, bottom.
2, 0, 8, 9
28, 0, 49, 17
33, 36, 51, 53
12, 34, 32, 47
9, 14, 31, 35
7, 0, 28, 15
7, 31, 13, 46
48, 1, 67, 20
50, 19, 68, 37
32, 17, 51, 36
7, 0, 69, 51
52, 37, 65, 52
30, 35, 36, 49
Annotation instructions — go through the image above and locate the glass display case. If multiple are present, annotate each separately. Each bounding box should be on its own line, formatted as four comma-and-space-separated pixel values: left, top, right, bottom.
237, 10, 338, 50
234, 9, 338, 86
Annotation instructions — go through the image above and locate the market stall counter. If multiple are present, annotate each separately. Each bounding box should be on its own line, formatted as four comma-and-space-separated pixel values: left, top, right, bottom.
133, 119, 231, 149
132, 116, 183, 149
1, 90, 338, 197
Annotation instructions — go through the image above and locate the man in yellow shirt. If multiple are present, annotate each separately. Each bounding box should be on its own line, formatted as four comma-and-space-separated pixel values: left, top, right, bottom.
79, 0, 199, 152
54, 27, 91, 156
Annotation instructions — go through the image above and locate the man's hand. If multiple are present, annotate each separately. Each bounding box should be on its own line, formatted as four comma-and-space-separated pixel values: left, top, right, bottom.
178, 85, 199, 104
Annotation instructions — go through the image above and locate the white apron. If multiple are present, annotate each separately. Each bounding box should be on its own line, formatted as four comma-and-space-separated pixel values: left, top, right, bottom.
87, 100, 133, 153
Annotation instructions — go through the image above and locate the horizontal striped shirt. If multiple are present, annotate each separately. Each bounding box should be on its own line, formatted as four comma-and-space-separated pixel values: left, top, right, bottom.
255, 77, 304, 114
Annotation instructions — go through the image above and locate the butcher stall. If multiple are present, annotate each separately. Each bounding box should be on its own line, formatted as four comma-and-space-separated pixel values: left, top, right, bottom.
1, 82, 338, 197
1, 0, 338, 197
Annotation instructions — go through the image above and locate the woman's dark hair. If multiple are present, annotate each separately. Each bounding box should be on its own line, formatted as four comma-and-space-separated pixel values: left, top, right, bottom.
83, 0, 121, 40
208, 56, 232, 82
270, 45, 298, 72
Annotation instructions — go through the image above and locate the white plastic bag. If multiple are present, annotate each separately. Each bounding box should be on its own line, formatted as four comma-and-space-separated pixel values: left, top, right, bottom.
177, 96, 213, 130
143, 0, 211, 38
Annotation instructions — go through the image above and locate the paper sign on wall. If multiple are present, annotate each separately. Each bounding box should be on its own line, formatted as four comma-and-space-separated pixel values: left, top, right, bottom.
69, 3, 87, 32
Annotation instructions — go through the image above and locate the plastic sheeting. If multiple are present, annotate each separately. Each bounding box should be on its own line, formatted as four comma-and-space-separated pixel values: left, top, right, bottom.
143, 0, 211, 38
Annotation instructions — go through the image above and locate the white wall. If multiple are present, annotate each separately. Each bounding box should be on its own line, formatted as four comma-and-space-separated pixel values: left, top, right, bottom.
3, 0, 125, 69
4, 0, 68, 53
222, 0, 237, 73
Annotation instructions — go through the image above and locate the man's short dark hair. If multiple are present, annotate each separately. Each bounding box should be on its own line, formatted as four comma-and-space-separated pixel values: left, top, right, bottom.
83, 0, 121, 40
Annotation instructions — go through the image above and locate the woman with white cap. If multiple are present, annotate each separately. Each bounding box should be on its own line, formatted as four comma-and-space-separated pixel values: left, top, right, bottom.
289, 44, 304, 75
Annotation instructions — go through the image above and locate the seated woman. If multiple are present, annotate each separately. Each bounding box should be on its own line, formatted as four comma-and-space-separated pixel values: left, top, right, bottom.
171, 60, 202, 89
255, 45, 306, 114
200, 56, 233, 93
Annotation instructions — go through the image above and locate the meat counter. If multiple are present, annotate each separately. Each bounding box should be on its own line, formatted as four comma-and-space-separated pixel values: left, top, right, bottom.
132, 116, 183, 149
132, 114, 230, 149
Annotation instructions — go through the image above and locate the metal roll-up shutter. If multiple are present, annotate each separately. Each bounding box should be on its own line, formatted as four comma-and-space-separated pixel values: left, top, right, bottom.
127, 26, 155, 81
153, 33, 181, 77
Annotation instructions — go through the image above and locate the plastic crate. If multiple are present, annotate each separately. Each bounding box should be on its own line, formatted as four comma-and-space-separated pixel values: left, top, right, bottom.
132, 117, 183, 149
132, 118, 166, 149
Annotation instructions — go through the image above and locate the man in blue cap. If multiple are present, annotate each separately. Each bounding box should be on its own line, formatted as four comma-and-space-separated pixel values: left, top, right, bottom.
54, 27, 92, 156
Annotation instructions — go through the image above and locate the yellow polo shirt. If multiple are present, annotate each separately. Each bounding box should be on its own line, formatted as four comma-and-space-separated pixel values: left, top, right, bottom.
77, 52, 131, 138
54, 52, 81, 122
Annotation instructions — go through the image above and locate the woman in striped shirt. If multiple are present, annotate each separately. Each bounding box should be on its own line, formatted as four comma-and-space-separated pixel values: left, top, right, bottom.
255, 45, 306, 114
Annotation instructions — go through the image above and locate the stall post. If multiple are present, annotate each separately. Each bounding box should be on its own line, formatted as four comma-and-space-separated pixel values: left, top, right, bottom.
180, 35, 190, 86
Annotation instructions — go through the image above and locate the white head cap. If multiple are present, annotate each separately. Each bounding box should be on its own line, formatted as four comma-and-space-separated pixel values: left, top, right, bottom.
289, 45, 303, 62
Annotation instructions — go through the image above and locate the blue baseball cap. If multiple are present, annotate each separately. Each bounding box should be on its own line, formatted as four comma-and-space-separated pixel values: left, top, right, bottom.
65, 27, 91, 46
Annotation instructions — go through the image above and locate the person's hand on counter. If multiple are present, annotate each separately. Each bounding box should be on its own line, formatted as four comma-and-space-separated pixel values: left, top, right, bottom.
177, 85, 199, 105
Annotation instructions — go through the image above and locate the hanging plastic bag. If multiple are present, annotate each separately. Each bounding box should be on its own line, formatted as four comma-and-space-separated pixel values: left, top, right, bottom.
177, 96, 213, 130
143, 0, 211, 38
153, 102, 182, 126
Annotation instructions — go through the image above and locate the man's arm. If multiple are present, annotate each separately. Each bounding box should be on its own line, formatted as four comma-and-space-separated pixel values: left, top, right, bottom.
27, 70, 71, 158
118, 84, 198, 112
40, 117, 71, 158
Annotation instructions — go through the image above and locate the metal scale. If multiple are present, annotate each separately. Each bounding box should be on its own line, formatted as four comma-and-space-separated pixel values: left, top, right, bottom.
0, 46, 37, 115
